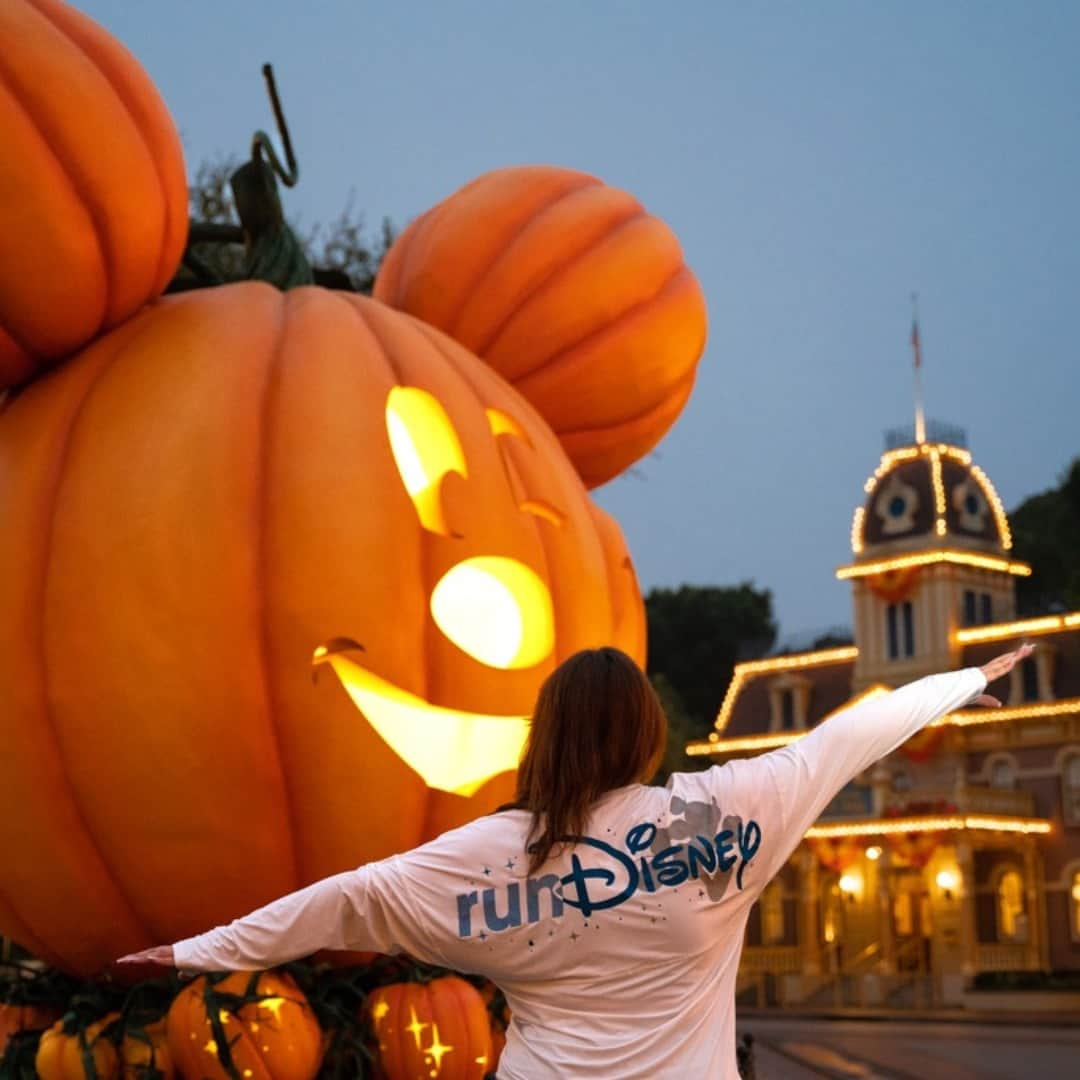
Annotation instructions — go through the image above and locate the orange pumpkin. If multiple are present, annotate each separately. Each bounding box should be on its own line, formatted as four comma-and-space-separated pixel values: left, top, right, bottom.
120, 1019, 173, 1079
368, 976, 491, 1080
0, 283, 644, 974
374, 165, 708, 488
0, 0, 187, 389
0, 1001, 61, 1056
36, 1013, 119, 1079
166, 971, 321, 1080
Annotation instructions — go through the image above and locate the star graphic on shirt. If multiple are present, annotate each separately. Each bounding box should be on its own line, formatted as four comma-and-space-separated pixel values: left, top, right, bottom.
505, 857, 517, 871
478, 931, 488, 942
698, 889, 706, 898
482, 866, 492, 876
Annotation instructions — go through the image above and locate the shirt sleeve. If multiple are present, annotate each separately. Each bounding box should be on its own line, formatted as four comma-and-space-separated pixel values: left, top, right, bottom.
171, 855, 433, 972
668, 667, 987, 887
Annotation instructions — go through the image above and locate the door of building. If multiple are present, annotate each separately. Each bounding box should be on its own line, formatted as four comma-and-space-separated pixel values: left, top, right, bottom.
891, 869, 932, 972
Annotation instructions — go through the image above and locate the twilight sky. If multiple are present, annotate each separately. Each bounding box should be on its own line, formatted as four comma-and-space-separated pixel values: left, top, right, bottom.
84, 0, 1080, 643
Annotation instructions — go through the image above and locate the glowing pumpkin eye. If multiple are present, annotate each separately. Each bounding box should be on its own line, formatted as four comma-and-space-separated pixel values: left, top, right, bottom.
431, 556, 554, 669
386, 387, 467, 535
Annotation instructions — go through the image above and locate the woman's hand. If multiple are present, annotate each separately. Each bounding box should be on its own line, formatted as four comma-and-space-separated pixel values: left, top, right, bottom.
975, 642, 1035, 707
116, 945, 175, 969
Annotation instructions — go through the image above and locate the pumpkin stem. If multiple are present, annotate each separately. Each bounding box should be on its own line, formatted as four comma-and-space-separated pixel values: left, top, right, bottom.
252, 63, 299, 188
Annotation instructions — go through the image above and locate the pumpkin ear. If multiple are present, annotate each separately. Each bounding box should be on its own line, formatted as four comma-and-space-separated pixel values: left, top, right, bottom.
374, 165, 707, 488
0, 0, 187, 389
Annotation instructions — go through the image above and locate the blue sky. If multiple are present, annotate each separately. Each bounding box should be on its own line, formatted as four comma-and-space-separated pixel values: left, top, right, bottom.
84, 0, 1080, 642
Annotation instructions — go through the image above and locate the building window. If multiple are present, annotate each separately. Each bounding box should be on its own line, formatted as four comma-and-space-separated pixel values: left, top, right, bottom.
762, 879, 785, 945
996, 869, 1027, 942
980, 592, 993, 625
991, 759, 1016, 790
770, 677, 810, 733
780, 689, 796, 731
886, 603, 914, 659
1063, 755, 1080, 827
1020, 657, 1040, 702
963, 590, 977, 627
891, 769, 912, 793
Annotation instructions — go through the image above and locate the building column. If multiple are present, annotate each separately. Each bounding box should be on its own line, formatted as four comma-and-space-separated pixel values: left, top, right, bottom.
1022, 839, 1047, 972
799, 848, 820, 976
956, 839, 977, 980
876, 848, 895, 974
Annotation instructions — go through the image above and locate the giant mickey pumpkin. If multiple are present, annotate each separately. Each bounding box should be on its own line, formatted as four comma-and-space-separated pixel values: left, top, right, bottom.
0, 283, 644, 975
374, 166, 708, 487
0, 0, 187, 389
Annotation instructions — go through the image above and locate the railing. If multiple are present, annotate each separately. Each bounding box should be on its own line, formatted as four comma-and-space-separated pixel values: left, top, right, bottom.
975, 943, 1036, 972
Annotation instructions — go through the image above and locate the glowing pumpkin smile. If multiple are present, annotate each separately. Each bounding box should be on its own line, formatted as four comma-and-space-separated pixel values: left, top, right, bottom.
313, 639, 529, 796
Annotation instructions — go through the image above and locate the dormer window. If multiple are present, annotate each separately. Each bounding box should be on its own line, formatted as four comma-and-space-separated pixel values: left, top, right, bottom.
1008, 645, 1057, 705
769, 675, 811, 733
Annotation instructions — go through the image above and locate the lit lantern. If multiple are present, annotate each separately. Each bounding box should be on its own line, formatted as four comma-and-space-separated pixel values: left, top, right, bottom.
166, 971, 322, 1080
0, 283, 645, 975
369, 976, 492, 1080
375, 165, 708, 487
0, 0, 187, 389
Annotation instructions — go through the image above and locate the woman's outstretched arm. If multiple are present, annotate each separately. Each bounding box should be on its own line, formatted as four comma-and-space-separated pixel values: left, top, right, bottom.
118, 857, 431, 973
669, 645, 1034, 888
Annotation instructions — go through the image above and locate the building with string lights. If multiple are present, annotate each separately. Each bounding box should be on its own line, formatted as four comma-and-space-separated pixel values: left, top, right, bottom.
687, 419, 1080, 1008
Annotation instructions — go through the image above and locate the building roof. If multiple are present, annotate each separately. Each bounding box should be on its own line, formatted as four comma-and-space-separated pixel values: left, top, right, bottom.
850, 441, 1014, 558
687, 613, 1080, 759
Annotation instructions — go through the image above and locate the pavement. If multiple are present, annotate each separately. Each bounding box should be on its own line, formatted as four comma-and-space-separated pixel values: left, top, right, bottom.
738, 1017, 1080, 1079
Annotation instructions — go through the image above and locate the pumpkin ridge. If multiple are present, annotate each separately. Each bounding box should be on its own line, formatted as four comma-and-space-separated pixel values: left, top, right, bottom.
27, 0, 176, 302
467, 198, 643, 361
35, 326, 165, 952
557, 367, 698, 439
509, 261, 690, 394
255, 292, 302, 887
442, 175, 604, 350
0, 29, 112, 332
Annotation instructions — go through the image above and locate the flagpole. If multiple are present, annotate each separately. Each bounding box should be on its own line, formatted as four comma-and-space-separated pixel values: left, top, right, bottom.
912, 292, 926, 444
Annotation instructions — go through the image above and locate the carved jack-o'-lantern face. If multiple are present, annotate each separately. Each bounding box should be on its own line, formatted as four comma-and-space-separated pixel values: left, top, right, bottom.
315, 388, 573, 795
0, 283, 644, 975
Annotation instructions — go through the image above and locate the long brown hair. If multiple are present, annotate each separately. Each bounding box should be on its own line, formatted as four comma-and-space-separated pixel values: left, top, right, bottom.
512, 646, 667, 874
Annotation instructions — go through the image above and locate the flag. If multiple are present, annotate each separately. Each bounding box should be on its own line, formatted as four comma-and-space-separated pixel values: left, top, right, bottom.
911, 318, 922, 370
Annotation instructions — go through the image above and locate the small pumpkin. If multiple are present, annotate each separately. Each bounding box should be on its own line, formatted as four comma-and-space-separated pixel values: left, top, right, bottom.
0, 283, 644, 974
0, 0, 187, 389
166, 971, 322, 1080
36, 1012, 119, 1079
368, 975, 492, 1080
374, 165, 708, 487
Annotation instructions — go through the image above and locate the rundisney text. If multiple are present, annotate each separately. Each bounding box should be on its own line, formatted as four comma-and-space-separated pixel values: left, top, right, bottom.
456, 819, 762, 938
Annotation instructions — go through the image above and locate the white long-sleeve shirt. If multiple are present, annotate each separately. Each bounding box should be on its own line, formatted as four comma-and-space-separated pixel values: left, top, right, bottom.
174, 667, 986, 1079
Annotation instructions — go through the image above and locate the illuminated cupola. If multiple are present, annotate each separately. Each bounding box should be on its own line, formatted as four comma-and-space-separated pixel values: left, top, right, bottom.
839, 419, 1031, 690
